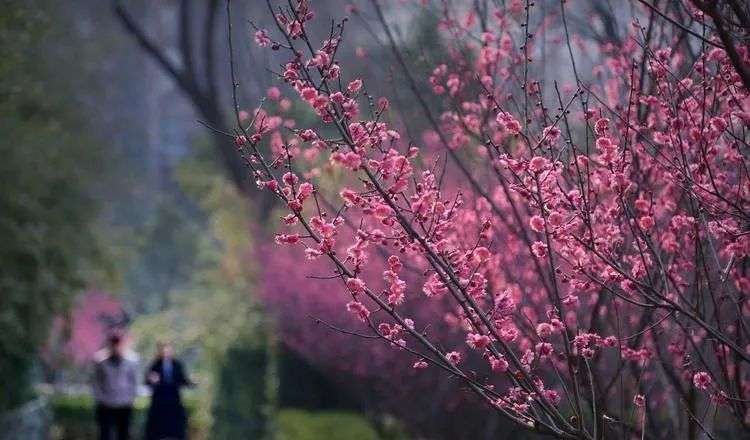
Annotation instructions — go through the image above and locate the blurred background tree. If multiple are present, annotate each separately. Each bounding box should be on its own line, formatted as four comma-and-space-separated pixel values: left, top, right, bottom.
0, 0, 111, 412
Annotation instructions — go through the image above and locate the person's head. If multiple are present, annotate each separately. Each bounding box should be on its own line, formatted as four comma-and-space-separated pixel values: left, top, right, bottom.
156, 340, 173, 360
107, 332, 125, 357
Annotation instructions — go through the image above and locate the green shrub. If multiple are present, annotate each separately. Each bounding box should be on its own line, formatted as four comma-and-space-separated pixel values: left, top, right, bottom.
52, 395, 401, 440
0, 0, 108, 411
50, 394, 199, 440
210, 343, 271, 440
276, 409, 380, 440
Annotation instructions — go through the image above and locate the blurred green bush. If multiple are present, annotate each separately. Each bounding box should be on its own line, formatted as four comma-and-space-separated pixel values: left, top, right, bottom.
210, 343, 271, 439
0, 0, 112, 411
50, 393, 399, 440
276, 409, 380, 440
50, 394, 200, 440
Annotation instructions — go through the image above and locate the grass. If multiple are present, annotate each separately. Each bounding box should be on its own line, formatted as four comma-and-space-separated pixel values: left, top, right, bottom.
276, 409, 381, 440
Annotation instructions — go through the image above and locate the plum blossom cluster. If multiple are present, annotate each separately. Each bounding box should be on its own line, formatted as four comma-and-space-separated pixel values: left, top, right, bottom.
233, 1, 750, 438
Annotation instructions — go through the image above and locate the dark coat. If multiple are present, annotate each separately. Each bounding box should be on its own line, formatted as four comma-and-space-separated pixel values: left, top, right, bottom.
144, 358, 192, 440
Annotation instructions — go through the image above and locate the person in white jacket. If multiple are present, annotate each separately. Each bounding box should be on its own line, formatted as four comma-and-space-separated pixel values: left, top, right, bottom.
91, 332, 138, 440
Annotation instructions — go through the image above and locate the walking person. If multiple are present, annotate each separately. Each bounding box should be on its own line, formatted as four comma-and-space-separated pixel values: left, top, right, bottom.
144, 341, 194, 440
91, 331, 139, 440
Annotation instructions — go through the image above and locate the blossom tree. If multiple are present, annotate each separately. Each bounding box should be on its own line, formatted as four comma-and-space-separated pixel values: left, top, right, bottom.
227, 0, 750, 438
261, 240, 515, 437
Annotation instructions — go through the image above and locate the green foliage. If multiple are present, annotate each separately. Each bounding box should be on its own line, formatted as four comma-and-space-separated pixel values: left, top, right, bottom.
276, 409, 380, 440
49, 393, 199, 440
277, 349, 359, 411
0, 1, 108, 410
129, 142, 274, 438
130, 141, 263, 355
211, 343, 271, 439
51, 396, 395, 440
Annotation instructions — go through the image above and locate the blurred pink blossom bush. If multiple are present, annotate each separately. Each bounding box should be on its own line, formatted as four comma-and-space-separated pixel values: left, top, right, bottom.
64, 292, 124, 365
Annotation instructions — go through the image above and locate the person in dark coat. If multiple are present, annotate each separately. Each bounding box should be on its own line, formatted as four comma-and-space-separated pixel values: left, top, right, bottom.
144, 341, 194, 440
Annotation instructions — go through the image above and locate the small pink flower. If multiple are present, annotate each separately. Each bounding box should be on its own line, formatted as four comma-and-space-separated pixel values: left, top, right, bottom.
330, 92, 345, 104
346, 301, 370, 322
287, 20, 303, 38
490, 356, 509, 372
496, 111, 521, 134
521, 349, 535, 367
286, 199, 302, 212
346, 277, 366, 294
693, 371, 711, 390
536, 322, 553, 338
541, 126, 561, 144
301, 87, 318, 101
423, 274, 447, 297
347, 79, 363, 94
234, 135, 248, 147
255, 29, 271, 47
547, 211, 564, 227
378, 323, 395, 338
638, 216, 655, 231
331, 151, 362, 170
263, 180, 278, 191
595, 136, 614, 152
297, 182, 314, 201
529, 156, 548, 173
274, 233, 300, 245
544, 389, 561, 405
594, 117, 609, 135
634, 198, 649, 213
529, 215, 545, 233
378, 97, 390, 112
312, 95, 329, 109
445, 351, 462, 365
472, 247, 491, 263
387, 255, 402, 272
304, 248, 323, 260
499, 326, 519, 342
266, 86, 281, 100
633, 394, 645, 407
299, 129, 317, 141
709, 116, 727, 133
466, 333, 491, 350
340, 188, 359, 206
373, 203, 393, 220
413, 360, 429, 369
282, 172, 299, 187
532, 241, 548, 258
536, 342, 553, 358
279, 98, 292, 112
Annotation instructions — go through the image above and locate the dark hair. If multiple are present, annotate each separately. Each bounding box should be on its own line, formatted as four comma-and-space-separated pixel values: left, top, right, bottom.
108, 332, 123, 346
